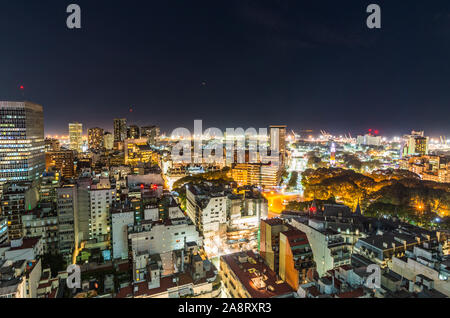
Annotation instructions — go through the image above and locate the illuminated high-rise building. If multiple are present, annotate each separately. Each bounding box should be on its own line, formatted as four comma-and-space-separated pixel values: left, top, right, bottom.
114, 118, 127, 142
88, 127, 104, 151
44, 138, 60, 152
103, 132, 114, 150
141, 125, 160, 146
0, 101, 45, 184
231, 162, 281, 188
127, 125, 140, 139
403, 131, 429, 156
56, 185, 78, 262
69, 122, 83, 153
45, 150, 75, 178
269, 125, 287, 165
330, 142, 336, 167
124, 138, 156, 166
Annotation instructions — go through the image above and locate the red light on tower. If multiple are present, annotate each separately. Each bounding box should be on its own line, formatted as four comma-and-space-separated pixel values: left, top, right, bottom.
19, 85, 24, 90
374, 130, 379, 135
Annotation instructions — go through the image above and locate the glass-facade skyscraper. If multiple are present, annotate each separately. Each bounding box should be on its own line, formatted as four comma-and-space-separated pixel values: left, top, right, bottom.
0, 101, 45, 183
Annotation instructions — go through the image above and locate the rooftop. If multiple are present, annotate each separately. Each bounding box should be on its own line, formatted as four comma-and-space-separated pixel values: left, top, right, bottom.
220, 251, 294, 298
358, 232, 419, 251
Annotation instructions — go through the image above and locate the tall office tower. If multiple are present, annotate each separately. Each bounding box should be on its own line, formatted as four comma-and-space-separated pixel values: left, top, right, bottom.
69, 122, 83, 153
127, 125, 140, 140
1, 182, 39, 241
0, 101, 45, 185
114, 118, 127, 142
88, 127, 104, 151
141, 125, 160, 146
269, 125, 287, 165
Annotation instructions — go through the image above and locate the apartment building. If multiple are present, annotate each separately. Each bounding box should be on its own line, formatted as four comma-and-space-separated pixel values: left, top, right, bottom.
56, 186, 78, 262
89, 188, 115, 242
1, 182, 39, 241
220, 251, 295, 298
289, 218, 352, 277
390, 241, 450, 297
186, 184, 228, 238
21, 209, 58, 255
128, 217, 202, 256
116, 243, 220, 298
0, 258, 42, 298
279, 229, 315, 291
111, 202, 135, 260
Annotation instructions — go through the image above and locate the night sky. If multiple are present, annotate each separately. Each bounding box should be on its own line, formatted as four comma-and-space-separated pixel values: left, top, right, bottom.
1, 0, 450, 137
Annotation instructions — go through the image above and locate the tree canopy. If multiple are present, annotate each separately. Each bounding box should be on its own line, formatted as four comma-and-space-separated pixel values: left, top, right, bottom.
301, 168, 450, 218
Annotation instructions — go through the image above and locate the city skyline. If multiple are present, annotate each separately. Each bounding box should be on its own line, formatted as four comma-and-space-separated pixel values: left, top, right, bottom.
1, 1, 450, 302
2, 1, 450, 136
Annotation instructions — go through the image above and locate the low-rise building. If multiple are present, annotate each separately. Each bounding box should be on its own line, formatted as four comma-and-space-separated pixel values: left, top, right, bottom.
220, 251, 296, 298
116, 243, 220, 298
128, 217, 202, 256
298, 264, 375, 298
1, 237, 44, 262
0, 258, 42, 298
390, 241, 450, 297
353, 232, 429, 268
